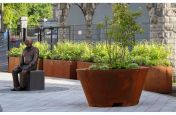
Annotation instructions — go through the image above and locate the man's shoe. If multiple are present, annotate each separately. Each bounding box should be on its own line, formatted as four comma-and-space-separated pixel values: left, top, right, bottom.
19, 87, 26, 91
10, 87, 21, 91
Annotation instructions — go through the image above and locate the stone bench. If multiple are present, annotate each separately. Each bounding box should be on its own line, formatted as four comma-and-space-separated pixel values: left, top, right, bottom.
20, 70, 45, 91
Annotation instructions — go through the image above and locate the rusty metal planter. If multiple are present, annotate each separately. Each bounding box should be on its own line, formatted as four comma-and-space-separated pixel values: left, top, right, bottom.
76, 61, 93, 79
8, 57, 20, 73
143, 66, 173, 94
8, 57, 43, 72
43, 59, 77, 79
37, 58, 43, 70
77, 67, 148, 107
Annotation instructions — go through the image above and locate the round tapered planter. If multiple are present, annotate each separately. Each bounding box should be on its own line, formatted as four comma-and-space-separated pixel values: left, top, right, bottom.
143, 66, 173, 94
76, 61, 93, 80
77, 67, 149, 107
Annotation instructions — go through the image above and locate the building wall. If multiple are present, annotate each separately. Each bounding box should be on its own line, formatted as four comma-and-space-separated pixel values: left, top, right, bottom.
92, 3, 112, 24
129, 3, 150, 41
64, 3, 150, 41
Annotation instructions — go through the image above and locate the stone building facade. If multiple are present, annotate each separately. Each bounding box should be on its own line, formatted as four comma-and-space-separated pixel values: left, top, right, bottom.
147, 3, 176, 66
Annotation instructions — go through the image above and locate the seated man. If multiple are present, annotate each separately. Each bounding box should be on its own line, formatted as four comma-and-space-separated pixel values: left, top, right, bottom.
11, 39, 39, 91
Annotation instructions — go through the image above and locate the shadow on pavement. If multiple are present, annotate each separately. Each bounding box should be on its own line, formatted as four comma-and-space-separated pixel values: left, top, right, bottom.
0, 80, 70, 94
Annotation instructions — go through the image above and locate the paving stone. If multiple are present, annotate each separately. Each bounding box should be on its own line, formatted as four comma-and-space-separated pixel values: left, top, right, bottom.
0, 104, 2, 112
1, 72, 176, 112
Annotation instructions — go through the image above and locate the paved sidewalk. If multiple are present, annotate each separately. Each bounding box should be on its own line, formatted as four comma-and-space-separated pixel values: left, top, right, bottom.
1, 72, 176, 112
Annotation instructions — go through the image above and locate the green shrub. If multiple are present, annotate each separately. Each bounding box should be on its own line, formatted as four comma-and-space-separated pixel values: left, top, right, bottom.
78, 42, 94, 62
33, 42, 49, 59
131, 42, 172, 66
127, 63, 139, 69
92, 42, 109, 63
8, 43, 25, 57
53, 41, 83, 61
89, 63, 110, 70
92, 4, 143, 69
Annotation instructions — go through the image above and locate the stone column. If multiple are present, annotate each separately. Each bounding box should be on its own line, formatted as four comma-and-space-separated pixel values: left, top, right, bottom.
147, 3, 176, 66
57, 3, 70, 41
52, 3, 58, 21
147, 3, 165, 42
82, 3, 96, 41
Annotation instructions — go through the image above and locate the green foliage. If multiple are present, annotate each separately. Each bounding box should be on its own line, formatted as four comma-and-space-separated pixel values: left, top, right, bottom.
99, 3, 143, 69
78, 42, 94, 62
8, 43, 25, 57
89, 63, 110, 70
127, 63, 139, 69
27, 3, 52, 27
33, 41, 49, 59
3, 3, 52, 28
92, 43, 109, 63
96, 23, 104, 29
8, 48, 22, 57
131, 42, 172, 66
52, 41, 83, 61
8, 42, 50, 59
108, 4, 143, 48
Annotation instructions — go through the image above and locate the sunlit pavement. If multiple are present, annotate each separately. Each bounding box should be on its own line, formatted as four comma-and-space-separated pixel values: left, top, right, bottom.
1, 72, 176, 112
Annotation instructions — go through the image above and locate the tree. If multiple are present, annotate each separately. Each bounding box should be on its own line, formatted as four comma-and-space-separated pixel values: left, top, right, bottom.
3, 3, 53, 29
106, 3, 143, 69
27, 3, 53, 27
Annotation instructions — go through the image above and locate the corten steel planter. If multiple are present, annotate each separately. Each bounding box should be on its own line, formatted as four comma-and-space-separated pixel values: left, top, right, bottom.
143, 66, 173, 94
37, 58, 43, 70
9, 57, 44, 73
77, 67, 149, 107
43, 59, 54, 76
76, 61, 93, 80
43, 59, 77, 79
8, 57, 20, 73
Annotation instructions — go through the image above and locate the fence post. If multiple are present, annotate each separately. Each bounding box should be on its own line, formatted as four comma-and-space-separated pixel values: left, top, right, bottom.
56, 27, 58, 43
7, 29, 10, 51
22, 28, 27, 42
50, 27, 53, 51
39, 28, 42, 42
38, 28, 40, 42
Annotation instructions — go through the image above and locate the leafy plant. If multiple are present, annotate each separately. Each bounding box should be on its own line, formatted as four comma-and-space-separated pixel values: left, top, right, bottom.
33, 41, 49, 59
8, 43, 25, 57
52, 41, 83, 61
93, 4, 143, 70
78, 42, 94, 62
89, 63, 110, 70
131, 42, 172, 66
4, 3, 52, 29
92, 42, 109, 63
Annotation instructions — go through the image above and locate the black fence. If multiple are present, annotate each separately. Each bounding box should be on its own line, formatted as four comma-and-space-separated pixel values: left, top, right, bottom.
6, 24, 111, 50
